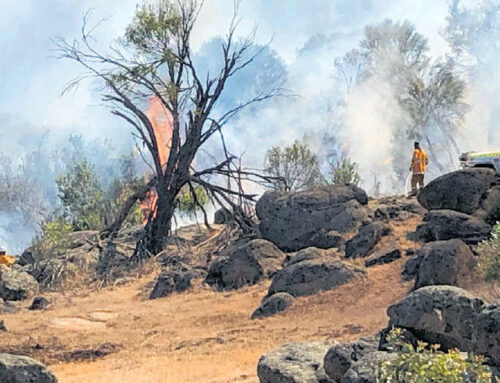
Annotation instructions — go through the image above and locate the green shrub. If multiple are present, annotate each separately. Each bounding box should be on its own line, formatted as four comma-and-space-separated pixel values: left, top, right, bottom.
31, 218, 73, 258
331, 157, 361, 186
264, 140, 324, 191
56, 159, 104, 231
478, 223, 500, 283
377, 328, 492, 383
176, 185, 209, 218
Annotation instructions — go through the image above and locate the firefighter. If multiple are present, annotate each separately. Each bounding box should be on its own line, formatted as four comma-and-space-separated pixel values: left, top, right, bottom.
0, 247, 15, 267
409, 141, 429, 197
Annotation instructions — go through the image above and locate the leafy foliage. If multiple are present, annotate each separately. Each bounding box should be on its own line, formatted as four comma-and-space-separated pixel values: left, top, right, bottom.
56, 159, 104, 231
176, 185, 208, 218
30, 218, 73, 258
378, 328, 492, 383
331, 157, 361, 186
264, 140, 324, 191
478, 223, 500, 283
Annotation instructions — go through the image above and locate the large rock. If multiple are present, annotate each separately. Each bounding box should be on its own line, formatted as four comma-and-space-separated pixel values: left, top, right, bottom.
387, 286, 484, 351
268, 259, 365, 297
476, 185, 500, 225
257, 185, 369, 252
323, 336, 378, 382
341, 352, 397, 383
149, 269, 205, 299
213, 208, 233, 224
344, 222, 391, 259
0, 353, 57, 383
257, 342, 333, 383
205, 239, 285, 290
283, 247, 339, 268
364, 247, 401, 268
418, 168, 496, 214
414, 239, 476, 289
414, 210, 492, 244
0, 266, 39, 301
474, 302, 500, 366
251, 292, 296, 319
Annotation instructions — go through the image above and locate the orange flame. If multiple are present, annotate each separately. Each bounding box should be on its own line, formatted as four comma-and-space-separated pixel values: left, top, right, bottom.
140, 96, 173, 224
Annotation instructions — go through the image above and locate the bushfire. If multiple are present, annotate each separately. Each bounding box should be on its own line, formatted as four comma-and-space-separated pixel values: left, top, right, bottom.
139, 96, 173, 224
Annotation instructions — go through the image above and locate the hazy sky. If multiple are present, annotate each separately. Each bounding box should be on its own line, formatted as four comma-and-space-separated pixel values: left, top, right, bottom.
0, 0, 451, 142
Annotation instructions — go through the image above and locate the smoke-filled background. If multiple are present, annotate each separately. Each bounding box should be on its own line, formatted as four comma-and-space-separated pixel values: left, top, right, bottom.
0, 0, 498, 252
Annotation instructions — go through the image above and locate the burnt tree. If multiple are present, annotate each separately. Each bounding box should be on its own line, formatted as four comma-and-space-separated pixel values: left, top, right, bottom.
56, 0, 282, 256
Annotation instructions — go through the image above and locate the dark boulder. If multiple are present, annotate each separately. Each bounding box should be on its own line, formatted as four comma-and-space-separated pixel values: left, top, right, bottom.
323, 336, 378, 382
257, 342, 333, 383
401, 255, 423, 281
283, 247, 338, 268
418, 168, 496, 214
387, 286, 484, 351
414, 210, 492, 244
28, 297, 50, 311
476, 185, 500, 225
256, 185, 370, 252
341, 351, 397, 383
414, 239, 476, 289
0, 266, 39, 301
251, 293, 295, 319
364, 247, 401, 268
345, 222, 391, 259
205, 239, 285, 290
0, 353, 57, 383
149, 269, 205, 299
474, 302, 500, 366
268, 259, 365, 297
213, 208, 233, 224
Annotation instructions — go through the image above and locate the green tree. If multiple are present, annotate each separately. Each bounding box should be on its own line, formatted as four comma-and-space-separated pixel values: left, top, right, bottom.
57, 0, 281, 255
264, 140, 324, 192
56, 159, 104, 231
331, 157, 361, 186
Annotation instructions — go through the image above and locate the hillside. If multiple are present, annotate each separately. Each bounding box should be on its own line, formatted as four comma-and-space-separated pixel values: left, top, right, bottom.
0, 199, 420, 383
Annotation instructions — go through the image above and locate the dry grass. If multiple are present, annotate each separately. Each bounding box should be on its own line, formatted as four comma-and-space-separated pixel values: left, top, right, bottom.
0, 208, 428, 383
1, 260, 411, 383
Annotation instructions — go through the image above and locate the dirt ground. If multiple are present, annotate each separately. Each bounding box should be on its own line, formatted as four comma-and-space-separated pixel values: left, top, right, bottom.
0, 208, 423, 383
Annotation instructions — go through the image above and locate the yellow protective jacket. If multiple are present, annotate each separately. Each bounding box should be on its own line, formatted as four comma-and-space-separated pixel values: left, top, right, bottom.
0, 255, 15, 267
411, 148, 429, 174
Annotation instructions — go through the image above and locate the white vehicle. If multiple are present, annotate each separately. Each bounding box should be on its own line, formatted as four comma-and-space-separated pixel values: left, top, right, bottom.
459, 150, 500, 174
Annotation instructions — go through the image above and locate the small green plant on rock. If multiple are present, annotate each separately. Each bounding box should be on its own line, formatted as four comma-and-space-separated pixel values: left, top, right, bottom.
377, 328, 492, 383
478, 223, 500, 283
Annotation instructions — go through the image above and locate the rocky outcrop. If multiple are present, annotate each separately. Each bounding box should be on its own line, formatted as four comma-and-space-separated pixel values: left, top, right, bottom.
283, 247, 338, 268
476, 185, 500, 225
251, 293, 295, 319
257, 342, 332, 383
205, 239, 285, 290
149, 269, 205, 299
344, 222, 391, 259
268, 258, 365, 297
323, 336, 378, 382
0, 266, 39, 301
364, 247, 401, 268
0, 353, 57, 383
418, 168, 496, 215
256, 185, 370, 252
474, 302, 500, 366
414, 210, 492, 244
341, 352, 397, 383
387, 286, 483, 351
413, 239, 476, 289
